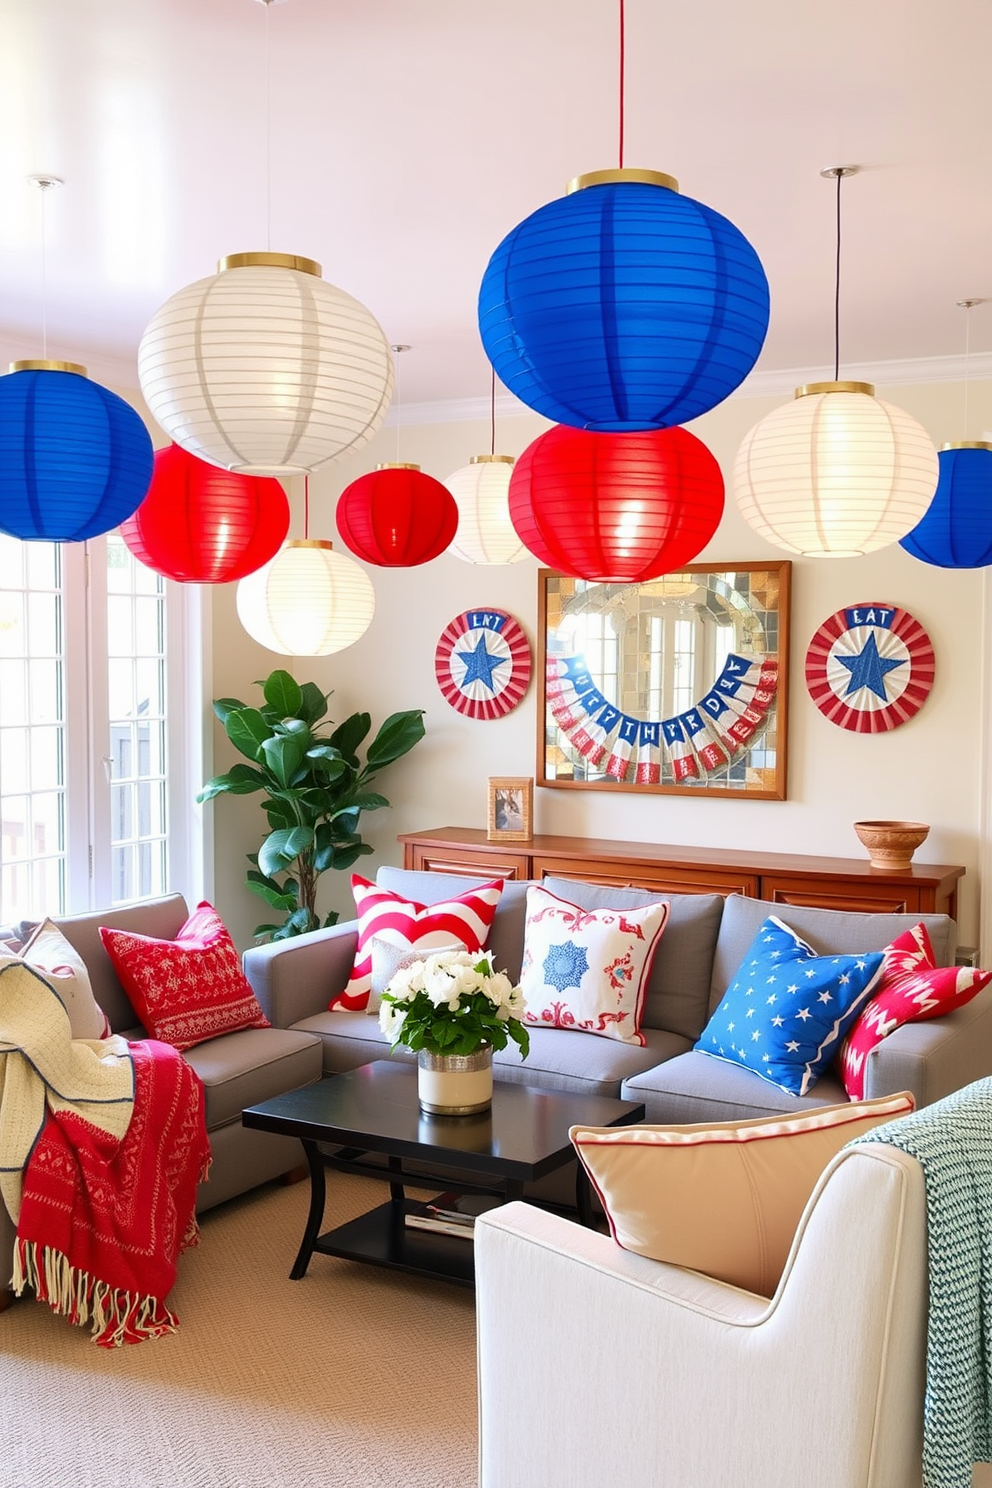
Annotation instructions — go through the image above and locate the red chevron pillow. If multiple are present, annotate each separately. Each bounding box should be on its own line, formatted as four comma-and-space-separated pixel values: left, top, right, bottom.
839, 923, 990, 1099
330, 875, 504, 1011
99, 901, 271, 1051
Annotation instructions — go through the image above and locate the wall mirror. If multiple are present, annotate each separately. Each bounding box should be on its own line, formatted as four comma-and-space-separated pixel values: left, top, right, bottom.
538, 562, 790, 800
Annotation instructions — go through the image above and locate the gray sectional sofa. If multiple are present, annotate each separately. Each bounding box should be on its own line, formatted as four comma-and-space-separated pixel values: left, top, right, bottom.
243, 865, 992, 1122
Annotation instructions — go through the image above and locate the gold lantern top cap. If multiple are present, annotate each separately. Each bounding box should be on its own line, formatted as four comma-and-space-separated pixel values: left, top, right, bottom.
375, 462, 420, 471
9, 358, 87, 376
943, 440, 992, 452
470, 454, 515, 465
567, 168, 679, 195
795, 380, 876, 399
218, 252, 322, 277
287, 538, 333, 551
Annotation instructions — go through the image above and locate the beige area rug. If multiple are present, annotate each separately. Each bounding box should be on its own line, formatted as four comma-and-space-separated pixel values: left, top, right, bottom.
0, 1172, 478, 1488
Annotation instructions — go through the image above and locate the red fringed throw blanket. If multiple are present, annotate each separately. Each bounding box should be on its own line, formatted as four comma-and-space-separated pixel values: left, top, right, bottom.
13, 1038, 211, 1346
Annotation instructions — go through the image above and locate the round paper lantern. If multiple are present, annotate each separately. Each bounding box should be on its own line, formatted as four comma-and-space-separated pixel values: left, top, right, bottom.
478, 168, 770, 432
734, 381, 938, 557
236, 540, 374, 656
899, 443, 992, 568
119, 444, 290, 583
336, 463, 458, 567
138, 252, 394, 476
443, 455, 527, 565
0, 361, 153, 541
508, 423, 724, 582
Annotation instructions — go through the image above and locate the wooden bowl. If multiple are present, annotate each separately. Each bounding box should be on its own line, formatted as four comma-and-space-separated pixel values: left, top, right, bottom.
853, 820, 930, 871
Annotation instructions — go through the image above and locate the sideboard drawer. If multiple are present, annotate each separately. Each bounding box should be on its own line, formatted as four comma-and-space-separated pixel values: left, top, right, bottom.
759, 875, 922, 915
405, 843, 531, 880
532, 855, 760, 899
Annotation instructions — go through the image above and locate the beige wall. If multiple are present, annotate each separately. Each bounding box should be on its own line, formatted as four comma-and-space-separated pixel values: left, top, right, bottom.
204, 376, 992, 952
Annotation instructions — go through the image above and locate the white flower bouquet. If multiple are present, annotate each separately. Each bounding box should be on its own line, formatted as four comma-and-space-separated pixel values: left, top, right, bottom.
379, 948, 530, 1060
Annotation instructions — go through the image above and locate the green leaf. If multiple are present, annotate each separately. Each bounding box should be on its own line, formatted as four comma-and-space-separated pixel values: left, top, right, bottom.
225, 708, 274, 762
321, 910, 340, 928
246, 879, 299, 910
196, 763, 268, 801
307, 753, 347, 782
259, 732, 306, 789
350, 791, 389, 813
330, 806, 361, 837
329, 711, 371, 763
212, 697, 245, 724
326, 841, 373, 873
262, 669, 302, 718
279, 718, 311, 739
365, 710, 426, 770
263, 796, 299, 830
298, 682, 330, 726
258, 825, 314, 876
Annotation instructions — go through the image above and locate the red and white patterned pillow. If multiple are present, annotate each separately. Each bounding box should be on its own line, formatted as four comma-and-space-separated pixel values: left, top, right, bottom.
330, 875, 504, 1012
519, 884, 669, 1046
99, 901, 271, 1052
839, 923, 991, 1099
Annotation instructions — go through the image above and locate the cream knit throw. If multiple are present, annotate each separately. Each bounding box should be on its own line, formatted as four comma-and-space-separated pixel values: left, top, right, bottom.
0, 956, 134, 1226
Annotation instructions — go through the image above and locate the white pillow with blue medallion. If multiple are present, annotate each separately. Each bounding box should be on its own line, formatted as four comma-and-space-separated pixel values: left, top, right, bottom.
696, 914, 885, 1096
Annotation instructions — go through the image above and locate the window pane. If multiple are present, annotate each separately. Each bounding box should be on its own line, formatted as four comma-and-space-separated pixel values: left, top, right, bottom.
0, 594, 25, 658
109, 658, 135, 721
29, 659, 61, 723
107, 596, 134, 656
30, 727, 62, 792
134, 598, 163, 656
0, 661, 27, 724
1, 796, 29, 862
27, 592, 59, 656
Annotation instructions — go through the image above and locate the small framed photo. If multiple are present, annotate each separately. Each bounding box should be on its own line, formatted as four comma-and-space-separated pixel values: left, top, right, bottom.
487, 777, 533, 842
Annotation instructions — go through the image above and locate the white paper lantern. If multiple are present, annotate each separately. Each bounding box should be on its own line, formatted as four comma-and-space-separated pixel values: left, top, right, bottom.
443, 454, 527, 564
138, 252, 394, 477
236, 539, 375, 656
734, 381, 939, 557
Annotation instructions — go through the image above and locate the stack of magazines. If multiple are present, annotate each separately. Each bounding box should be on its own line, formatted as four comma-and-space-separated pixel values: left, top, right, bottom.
404, 1191, 502, 1240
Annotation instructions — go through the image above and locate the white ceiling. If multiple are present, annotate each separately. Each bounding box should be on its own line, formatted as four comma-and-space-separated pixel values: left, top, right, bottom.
2, 0, 992, 413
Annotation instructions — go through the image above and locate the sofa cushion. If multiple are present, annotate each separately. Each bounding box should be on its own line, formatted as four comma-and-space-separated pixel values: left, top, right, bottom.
51, 894, 191, 1034
621, 1049, 850, 1124
519, 884, 668, 1046
376, 868, 533, 985
839, 923, 992, 1100
697, 914, 884, 1096
293, 1008, 417, 1074
709, 895, 956, 1017
570, 1091, 915, 1295
491, 1025, 691, 1099
16, 919, 109, 1041
181, 1026, 322, 1129
99, 902, 271, 1051
331, 874, 503, 1011
543, 879, 723, 1040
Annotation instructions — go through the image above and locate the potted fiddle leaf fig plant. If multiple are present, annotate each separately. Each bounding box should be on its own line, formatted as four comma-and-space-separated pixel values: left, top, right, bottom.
198, 668, 425, 941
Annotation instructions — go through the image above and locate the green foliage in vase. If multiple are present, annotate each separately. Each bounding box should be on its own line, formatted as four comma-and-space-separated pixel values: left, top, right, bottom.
198, 668, 425, 941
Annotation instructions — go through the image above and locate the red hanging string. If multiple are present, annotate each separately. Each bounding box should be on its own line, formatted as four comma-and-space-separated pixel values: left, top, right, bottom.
618, 0, 626, 169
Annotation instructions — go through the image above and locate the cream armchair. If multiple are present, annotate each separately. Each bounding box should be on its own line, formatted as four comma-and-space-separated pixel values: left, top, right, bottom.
475, 1145, 930, 1488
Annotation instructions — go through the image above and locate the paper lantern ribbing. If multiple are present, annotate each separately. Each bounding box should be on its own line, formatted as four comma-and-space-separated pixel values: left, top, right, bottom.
443, 455, 527, 564
734, 382, 938, 557
0, 362, 153, 541
336, 464, 458, 567
508, 423, 724, 582
478, 169, 769, 433
119, 444, 290, 583
899, 444, 992, 568
236, 540, 374, 657
138, 253, 394, 477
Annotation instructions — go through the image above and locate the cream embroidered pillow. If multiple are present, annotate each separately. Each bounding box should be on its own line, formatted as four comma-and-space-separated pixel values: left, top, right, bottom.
519, 884, 668, 1046
571, 1091, 914, 1296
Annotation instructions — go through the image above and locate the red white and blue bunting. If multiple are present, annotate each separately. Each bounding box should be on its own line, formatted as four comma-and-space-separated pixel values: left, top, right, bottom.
435, 608, 532, 719
546, 651, 778, 784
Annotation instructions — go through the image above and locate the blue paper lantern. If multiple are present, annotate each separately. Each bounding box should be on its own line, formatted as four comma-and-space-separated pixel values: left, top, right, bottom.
0, 362, 154, 541
899, 444, 992, 568
478, 168, 770, 432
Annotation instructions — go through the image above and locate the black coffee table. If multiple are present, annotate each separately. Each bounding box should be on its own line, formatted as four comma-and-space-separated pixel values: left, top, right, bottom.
242, 1061, 644, 1287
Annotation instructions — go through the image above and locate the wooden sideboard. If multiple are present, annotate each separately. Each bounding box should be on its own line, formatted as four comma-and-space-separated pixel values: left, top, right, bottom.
398, 827, 965, 920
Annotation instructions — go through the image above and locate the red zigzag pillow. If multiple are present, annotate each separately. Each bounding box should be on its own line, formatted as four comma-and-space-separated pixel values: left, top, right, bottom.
330, 875, 504, 1012
839, 923, 990, 1100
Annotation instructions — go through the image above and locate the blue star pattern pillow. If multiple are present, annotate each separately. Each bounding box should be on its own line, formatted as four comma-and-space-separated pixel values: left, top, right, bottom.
696, 916, 885, 1096
519, 885, 669, 1045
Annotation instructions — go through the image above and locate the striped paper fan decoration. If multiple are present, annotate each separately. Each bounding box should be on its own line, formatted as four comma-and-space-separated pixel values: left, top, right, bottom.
805, 602, 935, 734
434, 608, 531, 719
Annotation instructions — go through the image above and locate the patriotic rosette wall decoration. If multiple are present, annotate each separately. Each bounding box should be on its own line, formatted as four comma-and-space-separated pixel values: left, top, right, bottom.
435, 608, 532, 720
805, 602, 935, 734
540, 565, 789, 799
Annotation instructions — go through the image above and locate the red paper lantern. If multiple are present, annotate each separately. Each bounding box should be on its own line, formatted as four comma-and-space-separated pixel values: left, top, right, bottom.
119, 443, 290, 583
336, 463, 458, 567
508, 424, 725, 582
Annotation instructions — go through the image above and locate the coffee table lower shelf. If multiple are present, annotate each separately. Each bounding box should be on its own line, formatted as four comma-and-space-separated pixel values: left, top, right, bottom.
313, 1198, 476, 1287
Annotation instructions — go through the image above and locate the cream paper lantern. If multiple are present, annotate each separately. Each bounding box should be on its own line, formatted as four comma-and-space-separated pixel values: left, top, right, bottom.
236, 539, 374, 656
734, 380, 939, 557
138, 253, 394, 477
443, 454, 528, 564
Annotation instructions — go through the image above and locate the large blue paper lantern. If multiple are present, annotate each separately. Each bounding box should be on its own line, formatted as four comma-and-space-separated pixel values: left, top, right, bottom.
899, 444, 992, 568
0, 361, 154, 541
478, 168, 770, 432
